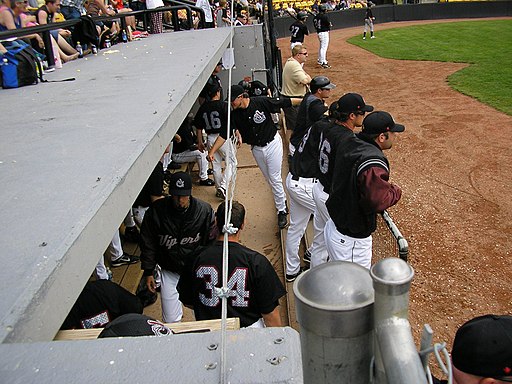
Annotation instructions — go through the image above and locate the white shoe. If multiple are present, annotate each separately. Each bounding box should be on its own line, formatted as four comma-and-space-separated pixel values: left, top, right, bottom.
363, 36, 366, 40
371, 36, 375, 39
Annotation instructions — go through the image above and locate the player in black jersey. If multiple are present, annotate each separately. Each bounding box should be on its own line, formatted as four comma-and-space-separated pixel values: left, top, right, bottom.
312, 93, 373, 267
194, 84, 234, 199
313, 4, 331, 68
178, 201, 286, 328
289, 11, 309, 51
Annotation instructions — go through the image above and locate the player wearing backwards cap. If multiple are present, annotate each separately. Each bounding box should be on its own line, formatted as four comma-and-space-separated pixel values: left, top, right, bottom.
324, 110, 404, 269
289, 11, 309, 51
140, 172, 215, 323
208, 84, 302, 229
178, 201, 286, 328
433, 314, 512, 384
311, 93, 373, 268
313, 4, 332, 69
289, 75, 335, 156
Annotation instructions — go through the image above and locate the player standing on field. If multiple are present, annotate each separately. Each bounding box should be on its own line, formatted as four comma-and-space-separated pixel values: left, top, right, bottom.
324, 111, 404, 269
313, 4, 332, 69
289, 11, 309, 51
363, 1, 375, 40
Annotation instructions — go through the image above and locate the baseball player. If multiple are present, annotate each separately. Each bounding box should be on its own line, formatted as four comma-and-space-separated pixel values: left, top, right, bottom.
313, 4, 331, 68
177, 201, 286, 328
290, 75, 335, 155
311, 93, 373, 268
208, 84, 302, 229
194, 83, 235, 199
289, 11, 309, 51
140, 172, 215, 322
363, 2, 375, 39
285, 114, 335, 282
324, 111, 404, 269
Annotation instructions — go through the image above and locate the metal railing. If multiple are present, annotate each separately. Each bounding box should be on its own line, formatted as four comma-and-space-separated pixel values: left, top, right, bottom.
373, 210, 409, 262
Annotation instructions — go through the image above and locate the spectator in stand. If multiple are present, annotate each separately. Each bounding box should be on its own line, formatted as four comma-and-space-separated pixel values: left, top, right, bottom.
285, 2, 296, 18
0, 0, 45, 50
171, 117, 215, 187
311, 0, 319, 14
281, 44, 311, 154
36, 0, 79, 62
110, 0, 137, 38
178, 201, 286, 328
195, 0, 214, 28
215, 0, 231, 27
60, 0, 114, 21
233, 12, 247, 26
146, 0, 164, 34
254, 0, 262, 23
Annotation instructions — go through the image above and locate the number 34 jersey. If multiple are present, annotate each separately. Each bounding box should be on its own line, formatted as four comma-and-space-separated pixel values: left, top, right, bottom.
177, 240, 286, 328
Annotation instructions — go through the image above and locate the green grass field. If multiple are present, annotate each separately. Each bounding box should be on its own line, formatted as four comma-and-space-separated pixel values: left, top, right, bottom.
348, 20, 512, 115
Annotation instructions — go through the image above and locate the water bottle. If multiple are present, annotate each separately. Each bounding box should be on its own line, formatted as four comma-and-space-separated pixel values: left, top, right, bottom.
76, 41, 83, 58
104, 38, 111, 49
121, 29, 128, 43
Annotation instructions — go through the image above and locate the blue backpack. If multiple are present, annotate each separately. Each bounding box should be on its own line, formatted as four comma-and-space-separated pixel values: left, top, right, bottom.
0, 41, 43, 89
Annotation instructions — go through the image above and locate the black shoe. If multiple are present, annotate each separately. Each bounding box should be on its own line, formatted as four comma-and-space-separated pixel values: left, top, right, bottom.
199, 178, 215, 186
216, 187, 226, 199
207, 168, 213, 175
123, 226, 140, 243
278, 211, 288, 229
286, 268, 303, 283
111, 253, 140, 267
303, 250, 311, 264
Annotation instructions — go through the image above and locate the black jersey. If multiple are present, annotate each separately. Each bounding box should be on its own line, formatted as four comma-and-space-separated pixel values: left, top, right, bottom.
140, 196, 215, 274
317, 123, 355, 192
61, 280, 143, 330
194, 99, 230, 135
289, 20, 309, 43
290, 118, 333, 179
230, 96, 292, 146
291, 93, 328, 148
365, 8, 373, 20
177, 241, 286, 328
199, 74, 223, 101
313, 13, 330, 33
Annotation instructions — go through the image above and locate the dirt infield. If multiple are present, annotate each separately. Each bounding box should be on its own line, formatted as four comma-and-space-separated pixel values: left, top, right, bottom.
278, 18, 512, 357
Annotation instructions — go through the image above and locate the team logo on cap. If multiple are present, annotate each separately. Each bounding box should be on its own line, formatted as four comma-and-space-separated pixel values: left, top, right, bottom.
147, 319, 172, 336
176, 178, 185, 188
253, 110, 266, 124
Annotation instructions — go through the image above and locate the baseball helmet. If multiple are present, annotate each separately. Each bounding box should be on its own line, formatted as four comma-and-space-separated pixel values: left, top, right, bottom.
310, 76, 336, 93
319, 3, 327, 12
297, 11, 307, 20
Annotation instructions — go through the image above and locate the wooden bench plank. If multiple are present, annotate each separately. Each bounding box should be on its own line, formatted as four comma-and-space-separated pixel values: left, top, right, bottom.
54, 318, 240, 340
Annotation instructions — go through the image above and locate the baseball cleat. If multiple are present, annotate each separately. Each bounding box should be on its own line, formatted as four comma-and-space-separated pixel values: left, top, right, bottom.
321, 63, 331, 69
111, 253, 140, 267
278, 211, 288, 229
216, 187, 226, 200
303, 250, 311, 264
199, 178, 215, 186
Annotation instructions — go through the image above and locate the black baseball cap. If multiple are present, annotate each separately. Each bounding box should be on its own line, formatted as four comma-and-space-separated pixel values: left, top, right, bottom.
361, 111, 405, 134
98, 314, 173, 338
229, 84, 246, 102
452, 314, 512, 378
168, 171, 192, 196
336, 93, 374, 114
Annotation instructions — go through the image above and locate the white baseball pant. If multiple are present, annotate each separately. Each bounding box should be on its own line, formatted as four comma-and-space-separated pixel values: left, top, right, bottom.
95, 255, 109, 280
364, 19, 374, 33
324, 219, 372, 270
160, 268, 183, 323
171, 149, 209, 181
311, 181, 330, 267
105, 231, 123, 262
251, 132, 287, 212
207, 133, 228, 190
285, 173, 316, 275
318, 31, 330, 64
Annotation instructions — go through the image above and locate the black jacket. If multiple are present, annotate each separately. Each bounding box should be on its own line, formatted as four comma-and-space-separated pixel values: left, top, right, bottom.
140, 196, 215, 274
